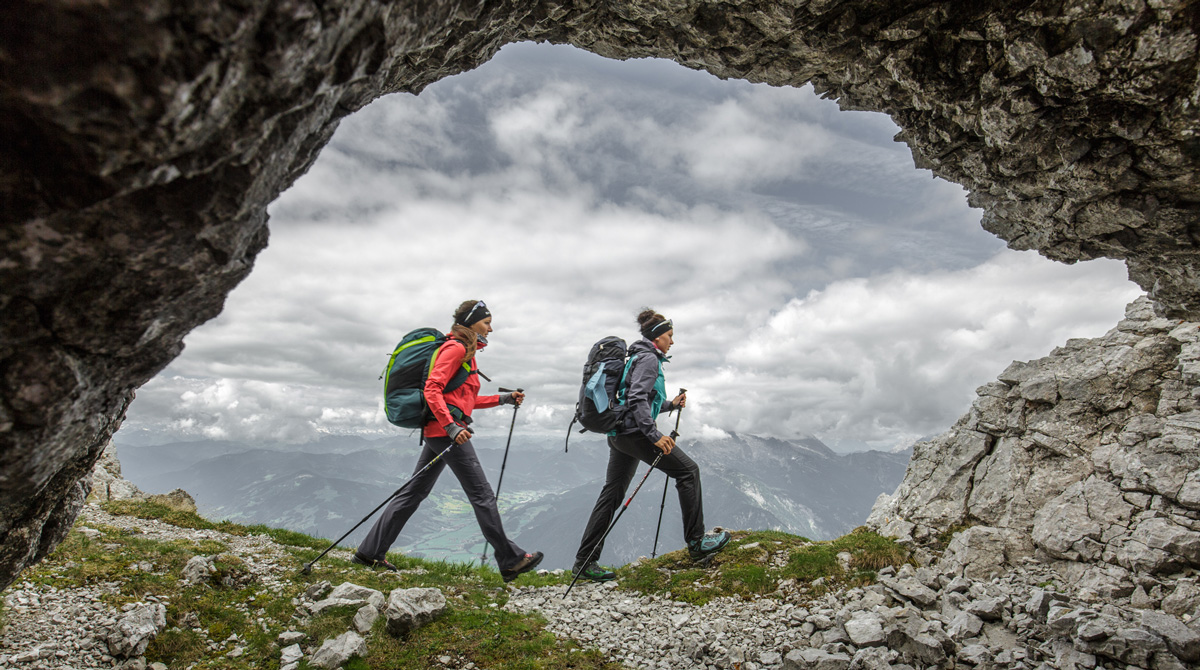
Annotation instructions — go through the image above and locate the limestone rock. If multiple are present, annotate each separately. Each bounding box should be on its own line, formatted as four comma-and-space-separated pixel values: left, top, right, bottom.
384, 587, 446, 636
328, 582, 385, 609
182, 555, 216, 586
1140, 610, 1200, 662
106, 603, 167, 658
870, 297, 1200, 591
783, 647, 852, 670
353, 604, 379, 634
309, 631, 367, 670
89, 441, 144, 503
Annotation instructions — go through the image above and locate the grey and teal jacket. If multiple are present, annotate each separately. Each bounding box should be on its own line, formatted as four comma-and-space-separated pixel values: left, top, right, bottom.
615, 338, 670, 443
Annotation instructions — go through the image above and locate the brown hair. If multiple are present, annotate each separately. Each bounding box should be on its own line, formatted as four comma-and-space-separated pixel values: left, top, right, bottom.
450, 299, 480, 359
637, 308, 669, 339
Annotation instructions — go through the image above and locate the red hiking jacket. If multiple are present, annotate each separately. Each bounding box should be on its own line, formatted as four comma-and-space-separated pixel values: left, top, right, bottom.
422, 336, 500, 438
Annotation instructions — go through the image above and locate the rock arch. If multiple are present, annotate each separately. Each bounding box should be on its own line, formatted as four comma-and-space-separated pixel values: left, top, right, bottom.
1, 0, 1196, 589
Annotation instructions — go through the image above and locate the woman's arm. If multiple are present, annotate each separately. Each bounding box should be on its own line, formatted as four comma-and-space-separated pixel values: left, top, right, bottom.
624, 356, 664, 443
424, 340, 467, 428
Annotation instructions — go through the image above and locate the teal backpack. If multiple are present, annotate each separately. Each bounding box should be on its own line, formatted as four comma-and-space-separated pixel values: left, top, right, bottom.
381, 328, 474, 429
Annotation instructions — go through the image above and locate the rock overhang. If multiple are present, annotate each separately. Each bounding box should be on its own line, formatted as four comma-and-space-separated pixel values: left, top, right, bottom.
1, 0, 1197, 589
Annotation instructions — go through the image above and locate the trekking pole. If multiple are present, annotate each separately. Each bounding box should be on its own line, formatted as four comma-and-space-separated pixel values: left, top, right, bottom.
564, 450, 665, 599
300, 437, 461, 575
652, 388, 686, 559
478, 387, 522, 565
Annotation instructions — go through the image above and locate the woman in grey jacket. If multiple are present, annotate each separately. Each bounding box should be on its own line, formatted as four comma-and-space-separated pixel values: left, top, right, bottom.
572, 308, 730, 582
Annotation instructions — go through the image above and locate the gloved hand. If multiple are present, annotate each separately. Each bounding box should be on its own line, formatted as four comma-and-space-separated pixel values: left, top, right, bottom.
499, 390, 525, 406
445, 422, 471, 444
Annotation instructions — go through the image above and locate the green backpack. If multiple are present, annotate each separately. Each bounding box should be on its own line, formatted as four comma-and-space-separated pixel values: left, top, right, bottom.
381, 328, 473, 429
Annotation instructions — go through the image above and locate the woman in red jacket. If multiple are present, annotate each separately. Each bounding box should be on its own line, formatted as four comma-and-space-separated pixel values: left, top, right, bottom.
354, 300, 543, 581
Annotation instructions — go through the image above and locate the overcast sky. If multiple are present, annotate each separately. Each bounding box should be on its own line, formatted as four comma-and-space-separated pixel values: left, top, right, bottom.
118, 42, 1142, 452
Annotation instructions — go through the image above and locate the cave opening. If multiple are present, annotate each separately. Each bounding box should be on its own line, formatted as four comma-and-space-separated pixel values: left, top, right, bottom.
116, 42, 1140, 457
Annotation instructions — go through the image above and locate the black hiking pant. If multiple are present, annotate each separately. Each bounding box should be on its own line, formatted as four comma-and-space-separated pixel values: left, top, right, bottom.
574, 432, 705, 567
357, 436, 525, 570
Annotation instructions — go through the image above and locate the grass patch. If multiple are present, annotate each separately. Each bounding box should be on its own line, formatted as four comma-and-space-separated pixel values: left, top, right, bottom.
10, 504, 634, 669
615, 527, 911, 605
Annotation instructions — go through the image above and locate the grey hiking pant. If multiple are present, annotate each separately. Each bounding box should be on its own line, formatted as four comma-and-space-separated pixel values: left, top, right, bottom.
574, 432, 705, 567
357, 436, 525, 570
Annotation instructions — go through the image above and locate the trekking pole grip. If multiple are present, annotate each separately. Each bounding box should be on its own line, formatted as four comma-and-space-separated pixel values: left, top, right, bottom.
498, 387, 523, 393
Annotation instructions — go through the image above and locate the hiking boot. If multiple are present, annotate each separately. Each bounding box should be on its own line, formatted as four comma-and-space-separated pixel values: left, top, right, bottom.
500, 551, 544, 583
351, 552, 399, 572
572, 561, 616, 583
688, 530, 731, 562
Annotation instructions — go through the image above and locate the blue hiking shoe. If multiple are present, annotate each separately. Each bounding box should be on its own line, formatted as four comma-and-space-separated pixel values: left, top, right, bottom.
688, 529, 731, 562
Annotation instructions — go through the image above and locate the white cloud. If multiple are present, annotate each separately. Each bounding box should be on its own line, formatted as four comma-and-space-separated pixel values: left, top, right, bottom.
684, 250, 1142, 449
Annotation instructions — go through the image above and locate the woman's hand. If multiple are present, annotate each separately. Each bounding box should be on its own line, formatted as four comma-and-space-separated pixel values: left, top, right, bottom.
672, 392, 687, 410
654, 434, 675, 455
511, 391, 525, 406
445, 423, 472, 445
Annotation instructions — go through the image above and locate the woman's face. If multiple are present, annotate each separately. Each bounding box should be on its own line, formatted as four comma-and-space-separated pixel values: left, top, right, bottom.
470, 316, 493, 338
654, 329, 674, 353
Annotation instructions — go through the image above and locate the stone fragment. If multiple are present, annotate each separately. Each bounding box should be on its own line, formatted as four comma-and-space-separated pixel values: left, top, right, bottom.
947, 610, 984, 641
878, 576, 938, 608
309, 631, 367, 670
1026, 589, 1061, 622
1162, 580, 1200, 617
1076, 628, 1166, 667
1130, 585, 1157, 609
783, 647, 852, 670
843, 613, 886, 647
305, 581, 332, 600
280, 644, 303, 666
328, 582, 386, 609
848, 646, 891, 670
1140, 610, 1200, 661
354, 604, 379, 634
277, 631, 307, 645
106, 603, 167, 658
965, 597, 1004, 621
181, 556, 216, 586
958, 644, 991, 666
385, 587, 446, 636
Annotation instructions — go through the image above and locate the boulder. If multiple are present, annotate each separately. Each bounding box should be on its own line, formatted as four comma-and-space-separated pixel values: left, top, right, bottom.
309, 631, 367, 670
353, 604, 379, 634
843, 612, 886, 648
106, 603, 167, 658
384, 587, 446, 636
328, 582, 386, 609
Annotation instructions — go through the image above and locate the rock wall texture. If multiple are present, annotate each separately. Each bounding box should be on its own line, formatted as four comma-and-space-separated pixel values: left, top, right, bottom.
869, 297, 1200, 599
1, 1, 1196, 589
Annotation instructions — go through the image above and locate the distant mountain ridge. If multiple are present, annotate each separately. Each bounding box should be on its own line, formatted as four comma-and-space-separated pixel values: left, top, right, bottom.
117, 433, 910, 570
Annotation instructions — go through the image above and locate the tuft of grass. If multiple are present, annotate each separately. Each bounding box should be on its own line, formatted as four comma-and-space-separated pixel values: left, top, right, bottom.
933, 522, 974, 551
615, 528, 912, 605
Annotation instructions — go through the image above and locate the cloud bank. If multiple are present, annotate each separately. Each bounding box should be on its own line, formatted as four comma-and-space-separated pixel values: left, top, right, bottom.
118, 43, 1140, 451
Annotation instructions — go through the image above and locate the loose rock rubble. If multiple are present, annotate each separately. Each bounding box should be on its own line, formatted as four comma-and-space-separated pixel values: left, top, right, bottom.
0, 503, 337, 669
507, 556, 1200, 670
